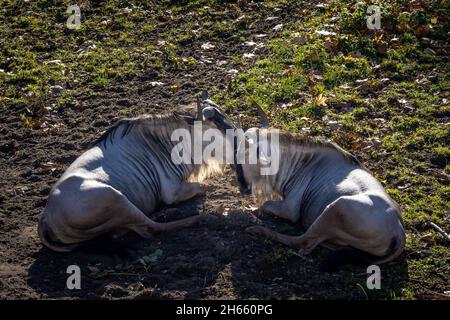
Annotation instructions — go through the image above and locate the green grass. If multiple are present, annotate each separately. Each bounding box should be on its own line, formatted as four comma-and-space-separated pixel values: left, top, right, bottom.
213, 0, 449, 298
1, 0, 448, 299
0, 0, 238, 113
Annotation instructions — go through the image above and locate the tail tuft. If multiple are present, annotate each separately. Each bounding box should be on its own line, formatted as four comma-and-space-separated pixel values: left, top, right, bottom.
38, 218, 78, 252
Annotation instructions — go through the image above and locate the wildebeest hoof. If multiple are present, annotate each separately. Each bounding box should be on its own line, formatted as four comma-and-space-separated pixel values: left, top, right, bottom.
198, 213, 218, 223
239, 186, 251, 195
197, 184, 207, 195
246, 226, 265, 236
163, 208, 182, 215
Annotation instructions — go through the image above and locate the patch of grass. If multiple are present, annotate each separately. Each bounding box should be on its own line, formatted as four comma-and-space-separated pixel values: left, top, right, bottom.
1, 0, 448, 299
215, 0, 450, 299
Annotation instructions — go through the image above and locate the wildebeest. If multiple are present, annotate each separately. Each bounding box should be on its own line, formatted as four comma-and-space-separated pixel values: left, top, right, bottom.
38, 93, 234, 252
228, 105, 406, 268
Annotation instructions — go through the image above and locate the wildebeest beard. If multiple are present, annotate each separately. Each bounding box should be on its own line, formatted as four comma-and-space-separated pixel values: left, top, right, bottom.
200, 104, 251, 194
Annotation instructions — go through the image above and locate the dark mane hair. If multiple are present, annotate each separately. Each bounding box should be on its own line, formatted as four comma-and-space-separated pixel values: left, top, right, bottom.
275, 129, 363, 167
91, 112, 193, 149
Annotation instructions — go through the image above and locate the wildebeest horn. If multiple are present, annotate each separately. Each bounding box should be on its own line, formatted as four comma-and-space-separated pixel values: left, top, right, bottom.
196, 96, 203, 120
236, 114, 242, 129
254, 102, 269, 128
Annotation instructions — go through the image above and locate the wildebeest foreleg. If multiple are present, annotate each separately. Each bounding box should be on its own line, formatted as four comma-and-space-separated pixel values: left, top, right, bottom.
163, 182, 206, 205
156, 214, 212, 232
245, 199, 343, 253
246, 225, 324, 254
261, 199, 300, 223
133, 181, 210, 234
113, 191, 209, 236
248, 195, 403, 258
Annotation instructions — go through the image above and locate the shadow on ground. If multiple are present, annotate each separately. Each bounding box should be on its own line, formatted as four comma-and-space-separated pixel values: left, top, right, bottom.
27, 198, 409, 299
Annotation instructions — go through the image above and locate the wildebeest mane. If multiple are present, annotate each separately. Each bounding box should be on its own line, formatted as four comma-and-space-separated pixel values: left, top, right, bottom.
92, 112, 193, 149
276, 130, 363, 168
251, 129, 365, 205
90, 111, 223, 183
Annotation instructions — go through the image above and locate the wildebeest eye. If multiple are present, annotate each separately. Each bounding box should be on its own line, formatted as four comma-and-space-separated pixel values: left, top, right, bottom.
246, 136, 255, 144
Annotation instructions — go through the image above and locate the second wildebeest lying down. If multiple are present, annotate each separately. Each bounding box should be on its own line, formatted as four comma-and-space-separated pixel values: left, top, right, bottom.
38, 94, 234, 252
229, 106, 406, 269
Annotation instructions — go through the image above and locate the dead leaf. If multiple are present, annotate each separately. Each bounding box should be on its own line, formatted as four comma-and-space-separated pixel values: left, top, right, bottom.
374, 33, 383, 45
308, 71, 323, 84
327, 120, 340, 130
282, 67, 295, 77
243, 53, 256, 59
40, 162, 63, 173
273, 24, 283, 31
313, 94, 327, 107
414, 25, 432, 36
420, 233, 434, 243
315, 30, 336, 36
201, 42, 215, 50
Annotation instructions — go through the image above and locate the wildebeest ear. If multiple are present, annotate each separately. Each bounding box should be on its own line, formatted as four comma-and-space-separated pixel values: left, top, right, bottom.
202, 106, 216, 121
259, 151, 271, 165
253, 101, 269, 128
201, 90, 209, 101
258, 142, 272, 165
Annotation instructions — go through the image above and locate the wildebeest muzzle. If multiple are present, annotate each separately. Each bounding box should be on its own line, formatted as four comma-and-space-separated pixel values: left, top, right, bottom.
199, 93, 251, 195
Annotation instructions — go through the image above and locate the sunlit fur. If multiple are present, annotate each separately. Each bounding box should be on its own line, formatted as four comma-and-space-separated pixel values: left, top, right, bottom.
241, 128, 364, 206
189, 159, 226, 183
239, 127, 405, 263
96, 112, 227, 185
38, 111, 230, 251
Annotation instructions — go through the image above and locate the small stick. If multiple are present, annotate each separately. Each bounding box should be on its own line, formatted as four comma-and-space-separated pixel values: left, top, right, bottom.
430, 222, 450, 241
92, 272, 139, 279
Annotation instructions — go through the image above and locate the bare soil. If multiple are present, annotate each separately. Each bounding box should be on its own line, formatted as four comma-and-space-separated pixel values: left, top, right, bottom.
0, 1, 409, 300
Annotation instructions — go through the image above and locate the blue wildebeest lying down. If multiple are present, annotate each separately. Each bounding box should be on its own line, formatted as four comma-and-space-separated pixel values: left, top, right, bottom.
228, 106, 406, 269
38, 94, 234, 252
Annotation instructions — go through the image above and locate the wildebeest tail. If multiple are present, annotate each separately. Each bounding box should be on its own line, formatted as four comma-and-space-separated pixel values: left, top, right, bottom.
372, 228, 406, 265
76, 236, 140, 260
38, 218, 137, 258
38, 218, 79, 252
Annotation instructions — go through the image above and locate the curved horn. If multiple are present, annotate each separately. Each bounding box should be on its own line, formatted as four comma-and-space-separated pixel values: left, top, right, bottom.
236, 114, 242, 129
196, 96, 202, 120
254, 102, 269, 128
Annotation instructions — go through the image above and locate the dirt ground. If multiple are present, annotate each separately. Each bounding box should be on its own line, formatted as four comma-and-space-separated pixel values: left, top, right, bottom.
0, 1, 413, 300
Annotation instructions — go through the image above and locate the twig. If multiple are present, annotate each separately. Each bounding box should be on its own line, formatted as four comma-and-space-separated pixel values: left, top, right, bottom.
356, 283, 369, 300
430, 222, 450, 241
92, 272, 139, 279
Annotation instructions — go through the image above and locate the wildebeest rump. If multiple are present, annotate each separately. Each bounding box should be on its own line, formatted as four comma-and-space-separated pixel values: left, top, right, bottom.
38, 96, 234, 252
227, 106, 406, 267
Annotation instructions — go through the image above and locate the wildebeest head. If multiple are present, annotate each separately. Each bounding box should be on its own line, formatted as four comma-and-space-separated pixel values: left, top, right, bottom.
208, 101, 273, 196
236, 103, 275, 196
173, 91, 235, 130
172, 91, 243, 184
199, 91, 236, 132
195, 92, 252, 194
